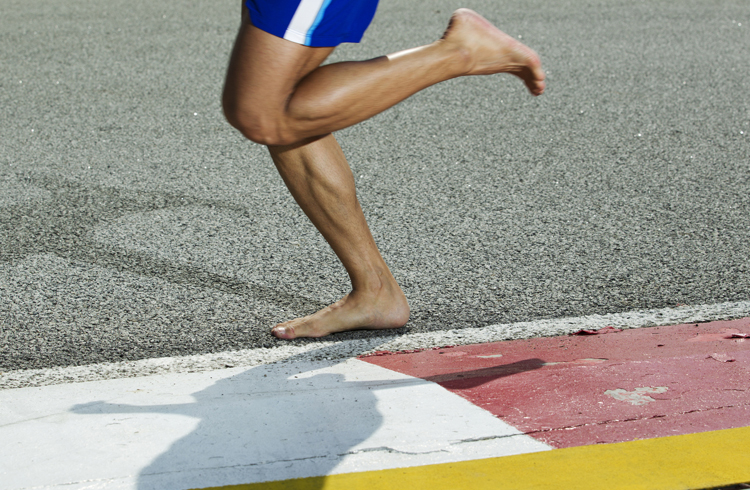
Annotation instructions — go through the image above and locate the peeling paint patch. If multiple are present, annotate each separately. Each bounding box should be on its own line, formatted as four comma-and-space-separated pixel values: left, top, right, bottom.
708, 353, 736, 363
441, 351, 468, 357
543, 358, 607, 366
360, 346, 458, 358
605, 387, 669, 406
572, 326, 623, 335
688, 329, 749, 342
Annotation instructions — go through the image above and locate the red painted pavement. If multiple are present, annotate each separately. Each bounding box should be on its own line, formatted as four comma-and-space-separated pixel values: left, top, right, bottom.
362, 318, 750, 448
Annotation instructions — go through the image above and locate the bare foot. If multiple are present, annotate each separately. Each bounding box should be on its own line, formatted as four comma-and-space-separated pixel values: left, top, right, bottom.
271, 279, 410, 340
441, 8, 546, 96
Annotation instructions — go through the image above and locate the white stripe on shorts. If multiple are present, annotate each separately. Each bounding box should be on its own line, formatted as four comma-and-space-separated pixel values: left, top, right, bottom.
284, 0, 331, 45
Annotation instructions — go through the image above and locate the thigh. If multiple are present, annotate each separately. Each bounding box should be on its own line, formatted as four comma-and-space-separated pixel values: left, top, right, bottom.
223, 7, 335, 121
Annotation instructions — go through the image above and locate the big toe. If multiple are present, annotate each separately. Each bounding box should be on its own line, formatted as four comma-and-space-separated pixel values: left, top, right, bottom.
272, 325, 296, 339
522, 59, 546, 95
528, 76, 545, 95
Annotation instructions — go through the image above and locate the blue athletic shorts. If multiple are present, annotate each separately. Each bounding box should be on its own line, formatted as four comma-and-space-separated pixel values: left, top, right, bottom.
245, 0, 379, 47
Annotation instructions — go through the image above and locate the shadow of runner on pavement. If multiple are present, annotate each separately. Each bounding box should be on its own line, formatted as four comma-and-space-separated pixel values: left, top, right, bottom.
423, 358, 546, 390
71, 346, 384, 490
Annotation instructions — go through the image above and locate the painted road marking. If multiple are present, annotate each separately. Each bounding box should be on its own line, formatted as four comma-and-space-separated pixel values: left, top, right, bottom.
364, 318, 750, 448
3, 302, 749, 389
0, 358, 548, 490
1, 316, 747, 488
199, 426, 750, 490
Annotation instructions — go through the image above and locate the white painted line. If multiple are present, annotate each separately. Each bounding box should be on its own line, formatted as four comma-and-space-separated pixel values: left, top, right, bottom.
2, 300, 748, 389
0, 358, 550, 490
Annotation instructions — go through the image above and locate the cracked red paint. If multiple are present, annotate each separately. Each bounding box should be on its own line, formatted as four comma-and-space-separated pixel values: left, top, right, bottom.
687, 329, 749, 342
708, 353, 736, 363
360, 346, 457, 358
363, 317, 750, 448
572, 326, 623, 335
543, 358, 608, 366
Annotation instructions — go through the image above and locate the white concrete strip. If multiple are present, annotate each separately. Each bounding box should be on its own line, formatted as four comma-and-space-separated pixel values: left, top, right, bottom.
0, 358, 550, 490
2, 300, 749, 389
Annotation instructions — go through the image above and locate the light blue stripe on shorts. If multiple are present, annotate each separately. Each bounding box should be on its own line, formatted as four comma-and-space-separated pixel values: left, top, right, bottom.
304, 0, 334, 46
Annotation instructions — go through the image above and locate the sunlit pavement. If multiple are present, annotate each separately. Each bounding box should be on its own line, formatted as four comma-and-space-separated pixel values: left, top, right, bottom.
3, 0, 750, 487
2, 318, 749, 490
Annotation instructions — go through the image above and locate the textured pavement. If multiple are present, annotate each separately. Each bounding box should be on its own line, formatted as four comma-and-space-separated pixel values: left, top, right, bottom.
2, 0, 749, 371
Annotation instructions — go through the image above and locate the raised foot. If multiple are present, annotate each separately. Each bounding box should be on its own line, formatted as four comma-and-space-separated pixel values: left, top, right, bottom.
271, 287, 410, 340
442, 8, 546, 95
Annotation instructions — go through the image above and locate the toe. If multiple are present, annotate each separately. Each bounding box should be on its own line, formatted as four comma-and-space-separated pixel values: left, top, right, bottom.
530, 79, 545, 96
272, 325, 296, 339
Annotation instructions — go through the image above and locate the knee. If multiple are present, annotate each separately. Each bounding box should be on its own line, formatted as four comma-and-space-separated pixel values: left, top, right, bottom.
222, 104, 281, 146
222, 98, 296, 147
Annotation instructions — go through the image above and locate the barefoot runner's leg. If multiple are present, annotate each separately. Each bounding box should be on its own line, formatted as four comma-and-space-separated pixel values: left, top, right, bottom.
223, 7, 546, 146
222, 2, 545, 339
268, 135, 410, 339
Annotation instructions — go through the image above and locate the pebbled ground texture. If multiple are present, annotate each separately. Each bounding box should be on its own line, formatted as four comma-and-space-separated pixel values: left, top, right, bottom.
1, 0, 749, 370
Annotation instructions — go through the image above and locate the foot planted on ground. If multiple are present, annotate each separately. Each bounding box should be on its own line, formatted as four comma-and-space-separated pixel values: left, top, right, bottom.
271, 280, 409, 340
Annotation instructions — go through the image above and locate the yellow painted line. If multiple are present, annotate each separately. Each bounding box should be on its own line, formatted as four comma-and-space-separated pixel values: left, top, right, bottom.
196, 426, 750, 490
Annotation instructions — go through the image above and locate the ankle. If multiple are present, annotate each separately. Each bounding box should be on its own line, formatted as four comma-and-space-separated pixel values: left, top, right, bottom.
350, 266, 395, 294
433, 39, 473, 78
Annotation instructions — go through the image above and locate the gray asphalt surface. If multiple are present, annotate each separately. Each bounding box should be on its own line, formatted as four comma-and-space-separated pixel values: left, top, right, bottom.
1, 0, 749, 371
